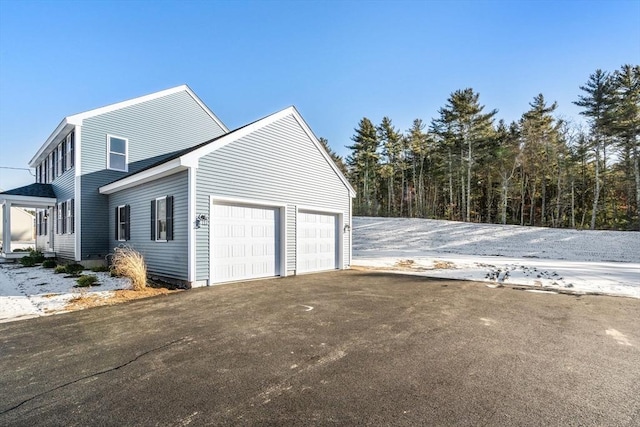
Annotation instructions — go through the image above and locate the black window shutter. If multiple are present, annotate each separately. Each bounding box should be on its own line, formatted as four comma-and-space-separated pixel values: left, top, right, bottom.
125, 204, 131, 240
70, 199, 75, 234
166, 196, 174, 241
115, 207, 119, 240
151, 200, 156, 240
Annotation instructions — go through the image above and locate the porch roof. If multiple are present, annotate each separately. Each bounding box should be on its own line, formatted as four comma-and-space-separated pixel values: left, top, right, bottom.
0, 183, 57, 207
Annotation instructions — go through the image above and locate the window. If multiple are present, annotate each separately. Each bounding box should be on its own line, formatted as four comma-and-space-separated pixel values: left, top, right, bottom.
107, 135, 128, 171
66, 131, 74, 170
42, 161, 48, 184
57, 142, 64, 176
66, 199, 74, 234
35, 165, 41, 184
115, 205, 130, 241
47, 153, 54, 183
151, 196, 173, 241
56, 202, 65, 234
38, 210, 49, 235
51, 150, 57, 180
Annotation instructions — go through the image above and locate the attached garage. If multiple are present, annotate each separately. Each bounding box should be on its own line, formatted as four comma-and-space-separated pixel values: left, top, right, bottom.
297, 210, 340, 273
101, 104, 356, 288
210, 202, 284, 284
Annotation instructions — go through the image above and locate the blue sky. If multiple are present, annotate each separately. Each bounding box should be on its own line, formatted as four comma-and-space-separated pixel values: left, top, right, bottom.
1, 0, 638, 190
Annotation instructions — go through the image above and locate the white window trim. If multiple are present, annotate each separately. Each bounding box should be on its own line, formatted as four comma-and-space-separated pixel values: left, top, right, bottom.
106, 134, 129, 172
65, 198, 74, 235
65, 133, 73, 171
155, 196, 167, 242
57, 202, 64, 234
117, 204, 127, 241
57, 143, 64, 177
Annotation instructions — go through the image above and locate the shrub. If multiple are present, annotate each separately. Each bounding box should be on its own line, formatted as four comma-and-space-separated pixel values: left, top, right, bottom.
75, 275, 99, 287
42, 259, 57, 268
90, 265, 110, 272
12, 248, 30, 252
54, 265, 67, 274
28, 250, 45, 263
111, 245, 147, 291
20, 256, 36, 267
65, 263, 85, 277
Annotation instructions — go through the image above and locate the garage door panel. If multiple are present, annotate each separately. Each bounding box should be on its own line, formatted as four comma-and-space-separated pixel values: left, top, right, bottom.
298, 211, 338, 273
212, 203, 279, 284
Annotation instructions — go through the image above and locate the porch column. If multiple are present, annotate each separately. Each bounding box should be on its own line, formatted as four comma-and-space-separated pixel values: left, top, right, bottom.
2, 201, 11, 254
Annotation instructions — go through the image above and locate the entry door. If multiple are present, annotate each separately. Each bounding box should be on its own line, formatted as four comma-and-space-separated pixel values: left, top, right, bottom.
297, 211, 338, 273
211, 203, 279, 284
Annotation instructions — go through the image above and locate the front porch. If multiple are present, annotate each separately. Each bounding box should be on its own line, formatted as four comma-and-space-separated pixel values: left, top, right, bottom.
0, 183, 57, 261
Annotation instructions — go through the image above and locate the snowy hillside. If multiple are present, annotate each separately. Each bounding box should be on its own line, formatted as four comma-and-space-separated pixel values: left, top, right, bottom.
352, 217, 640, 298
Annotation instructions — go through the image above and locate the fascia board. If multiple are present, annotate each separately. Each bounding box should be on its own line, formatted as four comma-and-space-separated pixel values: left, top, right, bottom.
67, 85, 188, 122
29, 85, 227, 168
0, 194, 57, 207
183, 85, 229, 133
28, 120, 75, 167
99, 158, 186, 194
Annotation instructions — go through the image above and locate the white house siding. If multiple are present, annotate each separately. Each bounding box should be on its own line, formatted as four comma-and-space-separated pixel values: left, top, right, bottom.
80, 90, 226, 261
195, 114, 351, 282
107, 171, 189, 281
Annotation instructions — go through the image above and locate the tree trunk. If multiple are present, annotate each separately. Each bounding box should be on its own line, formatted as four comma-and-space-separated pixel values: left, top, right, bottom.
501, 173, 508, 225
541, 178, 547, 226
634, 145, 640, 230
571, 180, 575, 229
555, 166, 562, 228
467, 140, 472, 222
530, 180, 536, 226
591, 143, 601, 230
448, 149, 454, 220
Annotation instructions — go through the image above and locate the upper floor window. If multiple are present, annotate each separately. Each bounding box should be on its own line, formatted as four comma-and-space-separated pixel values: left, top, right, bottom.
43, 159, 49, 184
48, 152, 55, 182
57, 142, 64, 177
107, 135, 128, 172
66, 131, 74, 170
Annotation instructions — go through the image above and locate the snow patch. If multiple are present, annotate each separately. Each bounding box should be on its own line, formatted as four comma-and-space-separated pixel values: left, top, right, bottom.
352, 217, 640, 299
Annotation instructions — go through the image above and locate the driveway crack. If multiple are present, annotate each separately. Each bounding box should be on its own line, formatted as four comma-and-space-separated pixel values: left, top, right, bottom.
0, 337, 187, 415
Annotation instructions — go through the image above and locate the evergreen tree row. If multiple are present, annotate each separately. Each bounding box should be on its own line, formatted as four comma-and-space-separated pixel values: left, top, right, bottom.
333, 65, 640, 230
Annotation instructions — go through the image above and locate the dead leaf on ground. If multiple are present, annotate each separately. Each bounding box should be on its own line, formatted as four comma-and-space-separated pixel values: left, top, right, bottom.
64, 287, 180, 312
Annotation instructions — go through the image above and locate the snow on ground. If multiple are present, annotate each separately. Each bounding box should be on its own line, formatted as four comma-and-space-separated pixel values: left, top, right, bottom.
0, 263, 131, 323
353, 216, 640, 298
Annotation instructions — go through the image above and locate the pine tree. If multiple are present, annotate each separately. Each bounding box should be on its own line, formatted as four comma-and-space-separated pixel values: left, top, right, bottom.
520, 94, 562, 226
346, 118, 380, 215
318, 137, 348, 177
435, 89, 497, 222
377, 117, 402, 216
610, 65, 640, 228
574, 70, 615, 229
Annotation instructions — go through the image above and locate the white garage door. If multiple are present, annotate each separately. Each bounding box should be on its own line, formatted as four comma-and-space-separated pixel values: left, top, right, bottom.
211, 203, 279, 284
298, 211, 338, 273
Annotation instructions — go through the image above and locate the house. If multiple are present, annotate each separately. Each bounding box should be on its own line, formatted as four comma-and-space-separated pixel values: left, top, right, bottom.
0, 86, 355, 287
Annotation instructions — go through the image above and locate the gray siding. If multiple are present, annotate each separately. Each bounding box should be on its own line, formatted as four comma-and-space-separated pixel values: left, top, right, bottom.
195, 114, 352, 281
107, 171, 189, 280
80, 90, 226, 260
51, 167, 76, 259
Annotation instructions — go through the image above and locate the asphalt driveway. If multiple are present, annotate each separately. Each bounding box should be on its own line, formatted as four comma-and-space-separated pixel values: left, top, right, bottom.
1, 270, 639, 426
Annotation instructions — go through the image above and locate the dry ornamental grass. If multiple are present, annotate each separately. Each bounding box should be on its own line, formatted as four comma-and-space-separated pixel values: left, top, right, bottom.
111, 245, 148, 291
